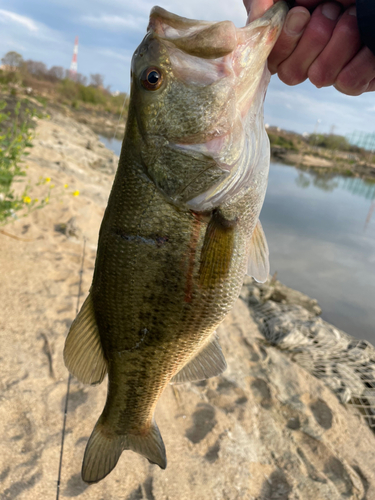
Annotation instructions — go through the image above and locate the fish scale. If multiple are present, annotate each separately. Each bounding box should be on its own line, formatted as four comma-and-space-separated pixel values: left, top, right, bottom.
63, 1, 288, 483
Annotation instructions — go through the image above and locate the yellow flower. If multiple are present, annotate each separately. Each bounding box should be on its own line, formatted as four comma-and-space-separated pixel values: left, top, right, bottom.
45, 196, 50, 203
50, 184, 55, 188
23, 196, 31, 204
72, 190, 80, 197
45, 177, 51, 183
64, 184, 68, 189
34, 198, 39, 202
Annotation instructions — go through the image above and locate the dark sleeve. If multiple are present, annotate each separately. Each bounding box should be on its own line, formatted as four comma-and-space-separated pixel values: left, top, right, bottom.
357, 0, 375, 55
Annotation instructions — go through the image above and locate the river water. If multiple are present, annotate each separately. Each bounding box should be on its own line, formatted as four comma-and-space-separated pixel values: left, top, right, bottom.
100, 136, 375, 343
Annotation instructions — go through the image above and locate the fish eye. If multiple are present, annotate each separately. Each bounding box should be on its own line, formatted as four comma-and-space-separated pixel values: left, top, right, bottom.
141, 67, 163, 91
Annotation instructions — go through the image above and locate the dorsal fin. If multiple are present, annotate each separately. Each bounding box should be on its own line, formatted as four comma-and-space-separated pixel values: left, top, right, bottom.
247, 220, 269, 283
171, 334, 226, 384
63, 293, 107, 385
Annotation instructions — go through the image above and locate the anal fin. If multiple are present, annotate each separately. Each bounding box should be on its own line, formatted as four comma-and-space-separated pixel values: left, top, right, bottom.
63, 293, 107, 385
171, 334, 227, 384
247, 220, 269, 283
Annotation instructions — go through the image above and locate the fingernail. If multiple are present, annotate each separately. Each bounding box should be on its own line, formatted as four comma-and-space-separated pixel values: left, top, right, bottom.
348, 6, 357, 17
284, 10, 310, 36
322, 3, 341, 21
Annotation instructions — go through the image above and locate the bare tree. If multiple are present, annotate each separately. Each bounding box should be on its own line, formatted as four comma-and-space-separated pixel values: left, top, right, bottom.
48, 66, 65, 81
75, 73, 88, 86
90, 73, 104, 87
24, 60, 48, 78
1, 51, 23, 69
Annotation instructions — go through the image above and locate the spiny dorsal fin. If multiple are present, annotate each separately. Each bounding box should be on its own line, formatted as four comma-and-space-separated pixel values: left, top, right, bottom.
170, 334, 227, 384
247, 220, 269, 283
63, 293, 107, 385
82, 418, 166, 483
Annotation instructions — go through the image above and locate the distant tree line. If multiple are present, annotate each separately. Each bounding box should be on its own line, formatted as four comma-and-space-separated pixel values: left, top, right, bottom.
0, 51, 128, 115
1, 51, 106, 89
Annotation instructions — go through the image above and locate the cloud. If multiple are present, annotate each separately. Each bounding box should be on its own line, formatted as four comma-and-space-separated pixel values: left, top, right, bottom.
81, 14, 147, 32
97, 49, 133, 62
0, 9, 38, 31
264, 78, 374, 135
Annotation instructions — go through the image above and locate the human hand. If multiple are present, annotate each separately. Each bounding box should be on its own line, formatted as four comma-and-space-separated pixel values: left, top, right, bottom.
243, 0, 375, 95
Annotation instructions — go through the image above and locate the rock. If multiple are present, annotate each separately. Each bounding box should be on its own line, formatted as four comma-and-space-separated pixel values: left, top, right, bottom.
1, 112, 375, 499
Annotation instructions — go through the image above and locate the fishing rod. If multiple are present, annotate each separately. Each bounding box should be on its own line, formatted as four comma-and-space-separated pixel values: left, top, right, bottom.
56, 237, 86, 500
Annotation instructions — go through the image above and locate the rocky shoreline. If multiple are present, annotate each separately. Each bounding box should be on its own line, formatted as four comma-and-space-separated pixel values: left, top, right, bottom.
271, 145, 375, 181
1, 111, 375, 499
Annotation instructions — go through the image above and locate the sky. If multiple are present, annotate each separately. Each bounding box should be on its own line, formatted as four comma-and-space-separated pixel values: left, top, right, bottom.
1, 0, 374, 136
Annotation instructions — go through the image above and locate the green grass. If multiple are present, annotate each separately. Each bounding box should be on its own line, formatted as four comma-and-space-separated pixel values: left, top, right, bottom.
268, 133, 298, 150
0, 99, 49, 225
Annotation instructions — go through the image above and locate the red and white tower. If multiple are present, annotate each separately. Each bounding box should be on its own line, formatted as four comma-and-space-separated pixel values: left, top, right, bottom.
69, 36, 79, 79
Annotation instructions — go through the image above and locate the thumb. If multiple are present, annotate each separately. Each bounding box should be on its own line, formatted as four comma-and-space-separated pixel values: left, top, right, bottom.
244, 0, 275, 23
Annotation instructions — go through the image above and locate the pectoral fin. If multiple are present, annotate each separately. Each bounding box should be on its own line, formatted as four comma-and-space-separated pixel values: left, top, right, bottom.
199, 209, 237, 288
171, 334, 227, 384
247, 220, 269, 283
63, 293, 107, 385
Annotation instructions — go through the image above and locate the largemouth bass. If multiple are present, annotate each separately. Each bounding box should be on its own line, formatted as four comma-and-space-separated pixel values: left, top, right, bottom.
64, 1, 287, 484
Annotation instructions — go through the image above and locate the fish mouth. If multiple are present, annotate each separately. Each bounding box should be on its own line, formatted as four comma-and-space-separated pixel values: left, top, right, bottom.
167, 1, 288, 162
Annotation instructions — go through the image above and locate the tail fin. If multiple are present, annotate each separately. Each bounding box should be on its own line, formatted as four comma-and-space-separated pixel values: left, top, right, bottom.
82, 418, 167, 483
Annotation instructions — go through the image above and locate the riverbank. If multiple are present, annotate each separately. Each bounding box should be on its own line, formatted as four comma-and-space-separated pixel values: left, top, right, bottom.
269, 127, 375, 182
1, 109, 375, 499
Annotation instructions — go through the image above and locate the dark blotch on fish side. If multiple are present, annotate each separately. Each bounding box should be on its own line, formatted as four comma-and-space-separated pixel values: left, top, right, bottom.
309, 399, 333, 430
186, 403, 217, 443
113, 229, 169, 248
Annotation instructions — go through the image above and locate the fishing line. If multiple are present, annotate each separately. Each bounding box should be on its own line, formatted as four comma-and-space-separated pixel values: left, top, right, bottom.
112, 91, 128, 141
56, 237, 86, 500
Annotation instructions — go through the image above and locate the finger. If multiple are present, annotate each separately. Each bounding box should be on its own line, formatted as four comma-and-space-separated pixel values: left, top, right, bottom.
366, 79, 375, 93
268, 7, 310, 74
295, 0, 354, 8
277, 2, 342, 86
243, 0, 274, 23
335, 46, 375, 95
308, 6, 362, 87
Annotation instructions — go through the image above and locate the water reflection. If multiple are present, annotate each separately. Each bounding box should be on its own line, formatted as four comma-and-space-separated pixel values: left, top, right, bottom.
295, 172, 339, 192
341, 176, 375, 201
295, 170, 375, 200
262, 163, 375, 343
99, 135, 123, 157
